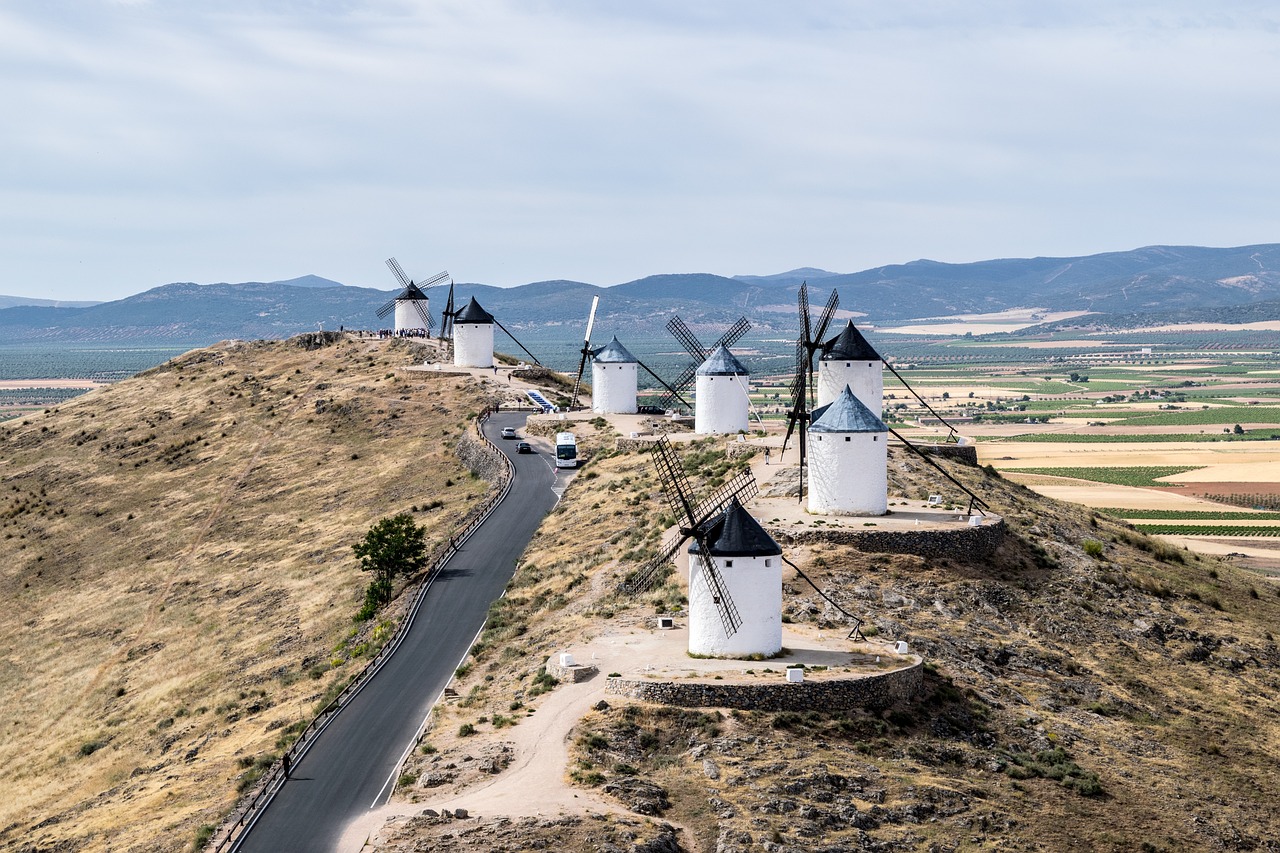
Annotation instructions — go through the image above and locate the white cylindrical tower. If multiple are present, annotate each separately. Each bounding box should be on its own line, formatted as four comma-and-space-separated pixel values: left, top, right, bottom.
590, 336, 638, 415
452, 296, 495, 368
694, 345, 750, 435
807, 385, 889, 516
818, 320, 882, 412
393, 296, 429, 333
687, 498, 783, 658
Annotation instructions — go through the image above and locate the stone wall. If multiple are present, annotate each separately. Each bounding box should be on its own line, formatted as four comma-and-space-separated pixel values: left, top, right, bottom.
913, 443, 978, 466
455, 430, 506, 485
605, 660, 922, 712
769, 518, 1006, 561
545, 658, 599, 684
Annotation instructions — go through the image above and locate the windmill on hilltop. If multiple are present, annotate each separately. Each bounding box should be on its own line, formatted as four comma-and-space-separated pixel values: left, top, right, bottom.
621, 437, 866, 656
451, 295, 545, 369
377, 258, 449, 334
654, 316, 752, 413
779, 282, 841, 499
566, 296, 695, 412
780, 282, 990, 516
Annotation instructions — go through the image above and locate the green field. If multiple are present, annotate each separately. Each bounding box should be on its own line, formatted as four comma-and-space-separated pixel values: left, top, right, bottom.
1098, 508, 1280, 521
1113, 408, 1280, 426
998, 431, 1280, 443
1004, 466, 1204, 487
1133, 524, 1280, 537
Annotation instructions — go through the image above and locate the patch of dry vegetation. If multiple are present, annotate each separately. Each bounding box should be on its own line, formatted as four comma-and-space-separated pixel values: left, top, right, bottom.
391, 439, 1280, 851
0, 335, 503, 852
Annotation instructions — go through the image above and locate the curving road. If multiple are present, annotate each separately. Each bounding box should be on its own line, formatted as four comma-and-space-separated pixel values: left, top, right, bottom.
234, 412, 559, 853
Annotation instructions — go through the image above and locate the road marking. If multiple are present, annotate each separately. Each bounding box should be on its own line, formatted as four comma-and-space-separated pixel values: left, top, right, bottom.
369, 620, 490, 809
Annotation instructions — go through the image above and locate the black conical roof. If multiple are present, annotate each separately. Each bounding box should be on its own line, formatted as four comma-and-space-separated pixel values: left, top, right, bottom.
688, 497, 782, 558
454, 296, 494, 324
397, 283, 428, 301
821, 320, 880, 361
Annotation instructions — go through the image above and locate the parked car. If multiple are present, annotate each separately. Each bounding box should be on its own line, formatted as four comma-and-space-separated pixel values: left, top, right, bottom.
501, 427, 517, 439
516, 441, 533, 454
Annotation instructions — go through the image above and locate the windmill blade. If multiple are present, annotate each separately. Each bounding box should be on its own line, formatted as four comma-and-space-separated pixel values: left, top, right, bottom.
797, 281, 812, 347
376, 298, 397, 319
386, 257, 412, 291
812, 288, 840, 347
440, 281, 456, 339
780, 340, 809, 453
492, 317, 543, 366
692, 529, 743, 637
692, 469, 758, 526
883, 359, 960, 441
885, 424, 989, 514
636, 359, 692, 410
714, 316, 752, 351
666, 315, 707, 361
650, 436, 698, 524
570, 296, 599, 410
419, 271, 449, 290
411, 299, 434, 334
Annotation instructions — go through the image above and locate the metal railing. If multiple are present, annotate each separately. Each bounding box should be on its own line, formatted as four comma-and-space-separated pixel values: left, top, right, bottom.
210, 410, 515, 851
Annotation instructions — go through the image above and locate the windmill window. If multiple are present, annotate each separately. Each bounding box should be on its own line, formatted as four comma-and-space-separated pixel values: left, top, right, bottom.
725, 559, 734, 567
845, 436, 851, 442
765, 558, 772, 567
873, 435, 878, 441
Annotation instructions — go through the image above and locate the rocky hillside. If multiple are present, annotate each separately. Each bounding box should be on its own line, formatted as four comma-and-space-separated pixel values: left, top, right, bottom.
0, 335, 508, 852
383, 439, 1280, 851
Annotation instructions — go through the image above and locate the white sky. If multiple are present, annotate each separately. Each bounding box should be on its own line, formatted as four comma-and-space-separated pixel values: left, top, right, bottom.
2, 1, 1278, 301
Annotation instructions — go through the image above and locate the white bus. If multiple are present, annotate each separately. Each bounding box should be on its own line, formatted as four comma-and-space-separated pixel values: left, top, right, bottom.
554, 432, 578, 468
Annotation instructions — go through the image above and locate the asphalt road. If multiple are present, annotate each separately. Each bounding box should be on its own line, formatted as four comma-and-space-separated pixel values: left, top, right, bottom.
234, 412, 559, 853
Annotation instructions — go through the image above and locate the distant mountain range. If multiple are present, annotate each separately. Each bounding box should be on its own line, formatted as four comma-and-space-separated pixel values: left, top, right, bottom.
2, 244, 1279, 346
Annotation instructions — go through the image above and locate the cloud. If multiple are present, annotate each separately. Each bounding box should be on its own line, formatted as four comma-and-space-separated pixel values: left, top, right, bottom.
2, 1, 1279, 299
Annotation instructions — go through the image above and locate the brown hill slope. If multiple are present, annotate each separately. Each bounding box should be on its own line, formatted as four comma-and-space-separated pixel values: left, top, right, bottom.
0, 335, 500, 852
384, 440, 1280, 852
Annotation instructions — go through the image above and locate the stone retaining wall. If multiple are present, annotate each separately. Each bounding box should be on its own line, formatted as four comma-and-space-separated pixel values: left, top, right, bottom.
455, 430, 506, 485
605, 660, 922, 712
769, 518, 1005, 561
913, 443, 979, 466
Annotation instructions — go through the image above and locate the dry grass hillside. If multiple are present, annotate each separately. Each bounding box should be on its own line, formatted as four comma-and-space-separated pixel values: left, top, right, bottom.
0, 334, 503, 852
387, 440, 1280, 852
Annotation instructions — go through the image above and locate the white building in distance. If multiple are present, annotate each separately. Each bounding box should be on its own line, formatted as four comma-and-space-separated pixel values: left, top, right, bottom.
807, 385, 889, 516
453, 297, 495, 368
687, 498, 783, 658
695, 345, 750, 435
818, 320, 882, 413
591, 336, 638, 415
393, 288, 429, 334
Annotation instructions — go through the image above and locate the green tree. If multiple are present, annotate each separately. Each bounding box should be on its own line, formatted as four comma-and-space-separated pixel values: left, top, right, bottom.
1233, 424, 1245, 435
352, 513, 428, 618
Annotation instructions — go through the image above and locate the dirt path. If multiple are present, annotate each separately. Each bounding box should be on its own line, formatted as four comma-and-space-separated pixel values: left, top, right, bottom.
340, 662, 705, 853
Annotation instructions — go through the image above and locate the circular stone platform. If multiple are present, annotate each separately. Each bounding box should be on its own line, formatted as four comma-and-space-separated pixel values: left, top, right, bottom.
555, 619, 922, 713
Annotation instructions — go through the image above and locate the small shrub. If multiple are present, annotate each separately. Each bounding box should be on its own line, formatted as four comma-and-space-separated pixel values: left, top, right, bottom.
1082, 539, 1104, 558
458, 723, 476, 737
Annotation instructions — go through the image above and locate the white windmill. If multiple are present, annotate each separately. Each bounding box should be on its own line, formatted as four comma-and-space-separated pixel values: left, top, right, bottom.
817, 320, 883, 412
452, 296, 496, 368
807, 385, 890, 515
567, 297, 693, 413
377, 258, 448, 334
694, 345, 750, 435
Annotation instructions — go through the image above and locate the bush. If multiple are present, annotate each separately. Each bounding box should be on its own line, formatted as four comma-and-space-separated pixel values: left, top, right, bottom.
1082, 539, 1105, 558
